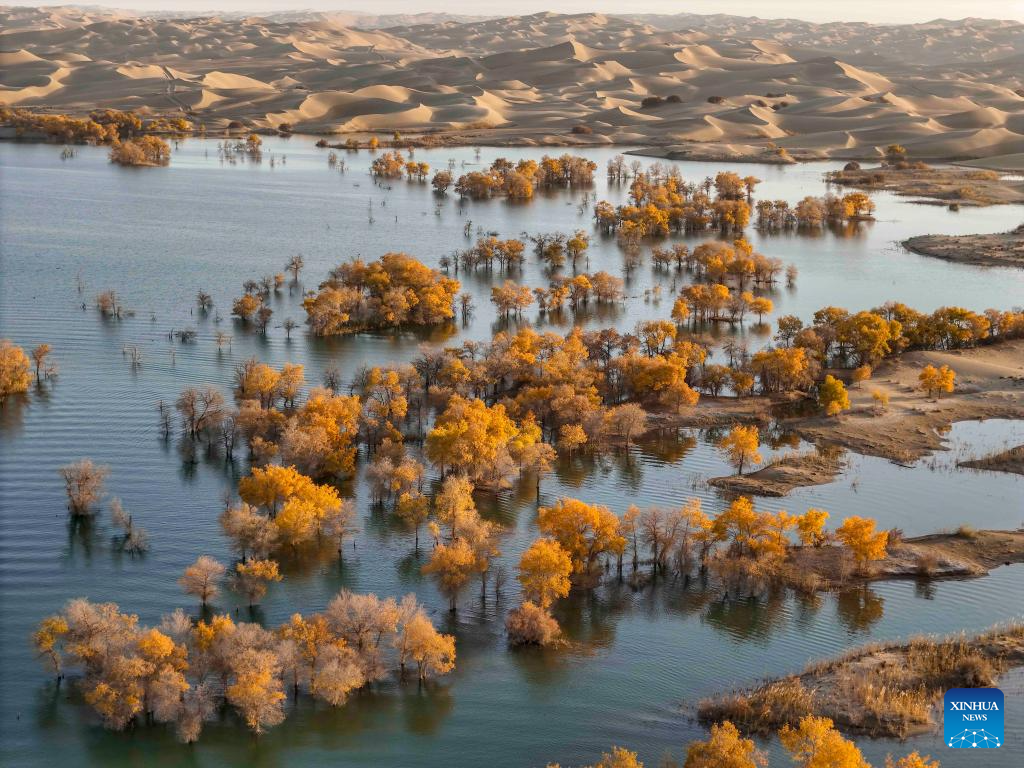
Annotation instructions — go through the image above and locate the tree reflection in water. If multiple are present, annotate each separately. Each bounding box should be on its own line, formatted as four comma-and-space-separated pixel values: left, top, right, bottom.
836, 585, 885, 635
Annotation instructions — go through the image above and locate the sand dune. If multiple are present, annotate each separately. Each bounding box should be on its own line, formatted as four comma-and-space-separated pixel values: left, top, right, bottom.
2, 7, 1023, 162
0, 48, 44, 65
200, 71, 275, 91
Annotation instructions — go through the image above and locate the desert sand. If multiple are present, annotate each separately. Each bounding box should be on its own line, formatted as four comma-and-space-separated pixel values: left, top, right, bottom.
2, 7, 1024, 161
657, 340, 1024, 473
708, 449, 844, 497
791, 529, 1024, 584
828, 165, 1024, 206
792, 340, 1024, 462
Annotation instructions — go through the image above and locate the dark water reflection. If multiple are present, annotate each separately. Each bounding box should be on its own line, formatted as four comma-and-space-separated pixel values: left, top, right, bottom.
2, 139, 1024, 766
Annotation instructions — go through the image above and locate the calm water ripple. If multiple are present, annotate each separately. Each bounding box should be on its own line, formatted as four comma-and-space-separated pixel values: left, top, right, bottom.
2, 138, 1023, 767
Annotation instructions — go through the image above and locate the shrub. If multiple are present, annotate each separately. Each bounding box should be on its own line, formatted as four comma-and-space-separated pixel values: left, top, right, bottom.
505, 602, 561, 646
571, 125, 593, 134
698, 678, 816, 734
707, 95, 726, 104
955, 525, 977, 539
109, 136, 171, 166
915, 552, 938, 576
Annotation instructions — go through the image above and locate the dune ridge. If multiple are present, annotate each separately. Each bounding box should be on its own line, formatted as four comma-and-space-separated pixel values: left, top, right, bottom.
2, 6, 1023, 161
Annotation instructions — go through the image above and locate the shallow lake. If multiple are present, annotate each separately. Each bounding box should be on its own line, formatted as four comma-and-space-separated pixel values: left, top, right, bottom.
1, 137, 1023, 767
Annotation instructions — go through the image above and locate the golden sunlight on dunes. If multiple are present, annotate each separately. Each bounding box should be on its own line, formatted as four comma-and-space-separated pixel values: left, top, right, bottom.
1, 7, 1023, 162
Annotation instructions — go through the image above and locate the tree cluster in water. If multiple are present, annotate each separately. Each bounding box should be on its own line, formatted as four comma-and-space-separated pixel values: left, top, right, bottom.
34, 590, 454, 742
301, 253, 461, 336
22, 143, 1024, 751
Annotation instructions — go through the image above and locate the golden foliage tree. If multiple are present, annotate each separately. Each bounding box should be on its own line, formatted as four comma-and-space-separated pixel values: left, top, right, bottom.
424, 395, 522, 485
303, 253, 460, 335
281, 387, 361, 477
0, 339, 32, 399
233, 559, 282, 606
399, 612, 456, 680
796, 508, 829, 547
225, 648, 286, 734
237, 464, 344, 552
592, 746, 643, 768
537, 498, 625, 575
684, 721, 766, 768
818, 375, 850, 417
109, 136, 171, 166
719, 425, 762, 475
885, 753, 940, 768
918, 364, 955, 399
422, 538, 477, 612
32, 615, 69, 678
779, 715, 870, 768
396, 491, 430, 551
518, 538, 573, 608
835, 516, 888, 569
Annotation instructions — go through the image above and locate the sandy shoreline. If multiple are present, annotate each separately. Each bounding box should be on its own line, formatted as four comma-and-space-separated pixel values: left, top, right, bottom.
903, 225, 1024, 268
828, 165, 1024, 207
708, 450, 844, 497
959, 444, 1024, 475
789, 340, 1024, 463
650, 340, 1024, 474
790, 529, 1024, 586
699, 621, 1024, 738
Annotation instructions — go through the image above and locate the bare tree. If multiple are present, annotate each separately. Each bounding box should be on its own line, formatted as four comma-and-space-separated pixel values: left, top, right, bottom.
59, 459, 110, 515
111, 497, 149, 554
256, 305, 273, 334
323, 366, 342, 393
179, 555, 226, 605
176, 385, 225, 439
31, 343, 57, 383
196, 291, 213, 312
215, 331, 232, 351
285, 254, 304, 281
157, 399, 173, 437
218, 411, 239, 458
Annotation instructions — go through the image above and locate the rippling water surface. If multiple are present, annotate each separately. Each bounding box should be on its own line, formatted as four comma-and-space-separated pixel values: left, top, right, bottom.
2, 138, 1023, 767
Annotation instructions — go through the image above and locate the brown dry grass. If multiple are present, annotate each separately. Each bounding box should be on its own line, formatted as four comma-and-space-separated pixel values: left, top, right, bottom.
699, 623, 1024, 738
698, 678, 816, 735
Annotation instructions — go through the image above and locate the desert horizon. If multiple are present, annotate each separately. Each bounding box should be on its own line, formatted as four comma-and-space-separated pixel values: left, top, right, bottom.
3, 5, 1024, 167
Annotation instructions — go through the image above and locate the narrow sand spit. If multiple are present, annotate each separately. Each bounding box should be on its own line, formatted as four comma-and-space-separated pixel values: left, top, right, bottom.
700, 621, 1024, 738
903, 225, 1024, 268
708, 450, 844, 497
959, 444, 1024, 475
